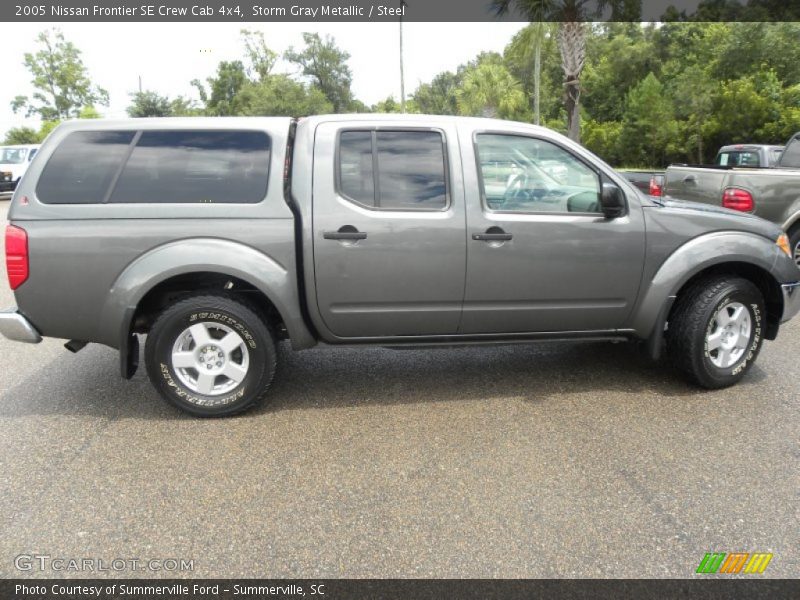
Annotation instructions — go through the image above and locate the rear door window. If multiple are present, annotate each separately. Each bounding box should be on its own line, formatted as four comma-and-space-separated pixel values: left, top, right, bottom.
37, 131, 135, 204
110, 130, 270, 204
337, 129, 448, 210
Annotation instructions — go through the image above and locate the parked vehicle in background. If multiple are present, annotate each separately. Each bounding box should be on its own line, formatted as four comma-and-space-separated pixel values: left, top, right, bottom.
714, 144, 784, 168
665, 132, 800, 267
618, 169, 665, 197
1, 116, 799, 417
0, 144, 40, 198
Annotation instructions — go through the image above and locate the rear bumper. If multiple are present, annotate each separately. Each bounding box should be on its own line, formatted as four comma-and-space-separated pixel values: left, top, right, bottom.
781, 282, 800, 323
0, 308, 42, 343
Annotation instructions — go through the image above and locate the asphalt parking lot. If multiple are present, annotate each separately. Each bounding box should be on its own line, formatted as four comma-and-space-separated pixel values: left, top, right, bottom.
0, 199, 797, 579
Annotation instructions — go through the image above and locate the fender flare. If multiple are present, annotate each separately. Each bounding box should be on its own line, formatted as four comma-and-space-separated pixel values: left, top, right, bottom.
97, 238, 316, 366
630, 231, 784, 358
783, 208, 800, 233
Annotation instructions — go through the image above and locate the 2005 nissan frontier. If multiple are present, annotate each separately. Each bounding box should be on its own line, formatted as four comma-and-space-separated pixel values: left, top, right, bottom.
1, 115, 799, 416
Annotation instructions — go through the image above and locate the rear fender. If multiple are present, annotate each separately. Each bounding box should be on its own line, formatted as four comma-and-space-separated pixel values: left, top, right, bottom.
98, 238, 317, 353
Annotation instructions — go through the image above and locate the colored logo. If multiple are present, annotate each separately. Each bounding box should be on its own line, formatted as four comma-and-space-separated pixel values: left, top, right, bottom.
696, 552, 773, 574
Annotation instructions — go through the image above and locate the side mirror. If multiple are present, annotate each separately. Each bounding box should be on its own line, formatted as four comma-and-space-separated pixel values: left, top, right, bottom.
600, 183, 626, 219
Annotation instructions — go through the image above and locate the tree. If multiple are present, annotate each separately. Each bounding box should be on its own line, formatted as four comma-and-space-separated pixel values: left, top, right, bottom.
505, 22, 555, 124
456, 62, 529, 120
127, 91, 172, 117
240, 75, 333, 117
192, 61, 249, 116
11, 28, 108, 120
241, 29, 278, 81
2, 127, 40, 145
127, 91, 199, 118
285, 33, 354, 112
619, 73, 679, 167
412, 71, 462, 115
492, 1, 636, 142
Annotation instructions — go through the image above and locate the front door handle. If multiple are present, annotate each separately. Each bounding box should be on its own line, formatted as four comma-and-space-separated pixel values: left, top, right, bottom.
472, 231, 513, 241
323, 227, 367, 241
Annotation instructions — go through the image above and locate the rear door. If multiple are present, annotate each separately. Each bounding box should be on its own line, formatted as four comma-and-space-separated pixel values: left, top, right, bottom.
311, 120, 467, 339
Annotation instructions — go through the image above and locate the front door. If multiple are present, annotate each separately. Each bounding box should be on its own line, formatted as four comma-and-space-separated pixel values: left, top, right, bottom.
312, 121, 466, 339
460, 131, 646, 334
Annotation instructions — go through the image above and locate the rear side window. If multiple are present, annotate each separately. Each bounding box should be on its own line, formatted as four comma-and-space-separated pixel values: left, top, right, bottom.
37, 131, 135, 204
337, 129, 448, 210
110, 130, 270, 204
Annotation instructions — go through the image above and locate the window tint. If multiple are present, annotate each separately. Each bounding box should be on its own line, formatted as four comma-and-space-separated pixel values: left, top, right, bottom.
338, 129, 448, 210
339, 131, 374, 205
375, 131, 447, 209
37, 131, 135, 204
476, 134, 601, 214
109, 130, 270, 204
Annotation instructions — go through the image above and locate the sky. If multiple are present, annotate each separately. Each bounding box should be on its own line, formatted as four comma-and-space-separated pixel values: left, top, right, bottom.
1, 22, 526, 136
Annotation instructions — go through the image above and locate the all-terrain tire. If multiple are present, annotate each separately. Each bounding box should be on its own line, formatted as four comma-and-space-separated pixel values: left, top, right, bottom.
145, 294, 277, 417
667, 276, 764, 389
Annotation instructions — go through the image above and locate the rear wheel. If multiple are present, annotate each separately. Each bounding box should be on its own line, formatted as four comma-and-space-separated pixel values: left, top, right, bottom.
145, 295, 277, 417
667, 276, 764, 389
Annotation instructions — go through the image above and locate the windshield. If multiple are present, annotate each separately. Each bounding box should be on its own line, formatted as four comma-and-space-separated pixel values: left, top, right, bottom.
0, 147, 27, 164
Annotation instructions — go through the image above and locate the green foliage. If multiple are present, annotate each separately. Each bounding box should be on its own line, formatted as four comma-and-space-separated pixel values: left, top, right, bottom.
2, 127, 40, 145
127, 91, 199, 118
127, 91, 172, 117
457, 61, 530, 121
12, 28, 108, 120
240, 75, 333, 117
192, 60, 250, 116
285, 33, 354, 112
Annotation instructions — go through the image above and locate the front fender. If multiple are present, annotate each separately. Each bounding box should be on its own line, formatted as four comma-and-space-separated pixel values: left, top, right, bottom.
630, 231, 784, 340
97, 238, 316, 351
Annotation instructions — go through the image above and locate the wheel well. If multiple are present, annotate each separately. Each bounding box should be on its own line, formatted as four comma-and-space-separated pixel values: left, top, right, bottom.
668, 262, 783, 340
130, 272, 288, 340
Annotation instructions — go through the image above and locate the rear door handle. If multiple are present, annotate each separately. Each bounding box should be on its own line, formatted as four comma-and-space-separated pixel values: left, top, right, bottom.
683, 175, 697, 184
323, 229, 367, 241
472, 232, 513, 241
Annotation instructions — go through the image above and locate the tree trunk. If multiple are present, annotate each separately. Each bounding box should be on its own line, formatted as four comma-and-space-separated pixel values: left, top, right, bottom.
557, 21, 586, 143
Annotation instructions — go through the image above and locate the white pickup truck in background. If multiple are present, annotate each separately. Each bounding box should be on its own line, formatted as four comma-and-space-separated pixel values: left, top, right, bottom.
0, 144, 40, 199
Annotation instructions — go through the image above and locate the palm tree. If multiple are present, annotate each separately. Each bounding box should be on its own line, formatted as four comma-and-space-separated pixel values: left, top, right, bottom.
456, 62, 527, 120
399, 0, 407, 113
507, 22, 554, 125
493, 1, 633, 142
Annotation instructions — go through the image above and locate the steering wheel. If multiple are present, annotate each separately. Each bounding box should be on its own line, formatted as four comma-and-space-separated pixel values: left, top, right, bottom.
503, 171, 531, 206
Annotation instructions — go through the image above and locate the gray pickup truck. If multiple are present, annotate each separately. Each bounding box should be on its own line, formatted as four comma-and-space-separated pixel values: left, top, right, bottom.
665, 133, 800, 266
2, 116, 799, 416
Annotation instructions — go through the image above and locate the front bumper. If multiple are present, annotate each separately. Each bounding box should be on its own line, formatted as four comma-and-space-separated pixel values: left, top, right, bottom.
0, 308, 42, 343
0, 172, 15, 192
781, 282, 800, 323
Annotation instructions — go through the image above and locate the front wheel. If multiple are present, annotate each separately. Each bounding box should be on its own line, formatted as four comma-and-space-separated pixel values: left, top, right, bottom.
667, 276, 765, 389
788, 225, 800, 269
145, 295, 277, 417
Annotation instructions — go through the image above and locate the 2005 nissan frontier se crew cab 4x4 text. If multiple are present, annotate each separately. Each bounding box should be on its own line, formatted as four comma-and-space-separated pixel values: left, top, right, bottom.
1, 115, 799, 416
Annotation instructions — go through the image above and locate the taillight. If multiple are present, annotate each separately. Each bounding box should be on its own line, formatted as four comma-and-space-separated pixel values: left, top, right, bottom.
722, 187, 754, 212
5, 225, 29, 290
649, 175, 663, 197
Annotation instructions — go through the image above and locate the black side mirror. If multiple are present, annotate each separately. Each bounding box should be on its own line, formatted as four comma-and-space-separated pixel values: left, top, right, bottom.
600, 183, 626, 219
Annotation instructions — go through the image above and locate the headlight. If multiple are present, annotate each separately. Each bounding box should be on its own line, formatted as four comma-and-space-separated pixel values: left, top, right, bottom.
777, 233, 791, 257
